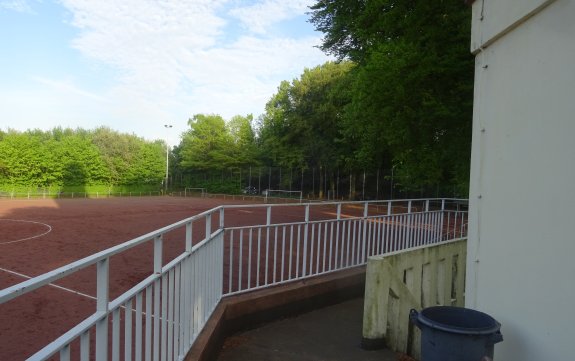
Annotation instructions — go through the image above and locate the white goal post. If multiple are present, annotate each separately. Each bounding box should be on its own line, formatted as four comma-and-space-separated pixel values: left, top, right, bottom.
263, 189, 303, 203
184, 188, 207, 197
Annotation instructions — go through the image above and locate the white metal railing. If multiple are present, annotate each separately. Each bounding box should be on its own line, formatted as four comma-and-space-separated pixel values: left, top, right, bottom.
0, 198, 467, 361
0, 206, 225, 361
223, 200, 467, 295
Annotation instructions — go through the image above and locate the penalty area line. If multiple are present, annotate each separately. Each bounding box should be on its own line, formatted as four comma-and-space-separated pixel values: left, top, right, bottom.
0, 267, 156, 317
0, 266, 96, 301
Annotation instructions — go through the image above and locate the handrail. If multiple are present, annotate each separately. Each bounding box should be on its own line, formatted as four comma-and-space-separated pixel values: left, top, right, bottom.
0, 198, 468, 361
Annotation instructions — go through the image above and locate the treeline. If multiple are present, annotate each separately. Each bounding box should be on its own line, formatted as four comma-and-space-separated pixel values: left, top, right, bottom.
0, 127, 165, 191
176, 1, 474, 197
2, 1, 473, 198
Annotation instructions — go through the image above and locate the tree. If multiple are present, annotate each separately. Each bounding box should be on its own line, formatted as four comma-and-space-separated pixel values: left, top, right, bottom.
228, 114, 259, 167
310, 0, 474, 194
0, 127, 166, 190
179, 114, 236, 170
258, 61, 355, 196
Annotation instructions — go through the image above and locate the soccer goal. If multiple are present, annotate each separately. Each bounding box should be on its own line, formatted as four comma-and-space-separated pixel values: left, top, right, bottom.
264, 189, 303, 203
184, 187, 207, 198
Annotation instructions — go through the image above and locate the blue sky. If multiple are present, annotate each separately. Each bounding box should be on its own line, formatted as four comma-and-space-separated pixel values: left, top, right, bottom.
0, 0, 331, 145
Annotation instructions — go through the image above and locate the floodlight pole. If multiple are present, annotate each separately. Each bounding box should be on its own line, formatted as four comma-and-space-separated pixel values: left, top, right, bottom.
164, 124, 173, 193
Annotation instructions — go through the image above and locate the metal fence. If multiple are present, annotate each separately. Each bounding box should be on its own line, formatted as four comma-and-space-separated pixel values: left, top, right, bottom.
0, 191, 163, 199
0, 198, 467, 361
173, 167, 463, 201
223, 199, 467, 295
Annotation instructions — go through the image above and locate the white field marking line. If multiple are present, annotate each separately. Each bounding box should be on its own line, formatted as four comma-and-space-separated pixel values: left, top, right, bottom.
0, 266, 96, 301
0, 267, 158, 318
238, 210, 254, 213
0, 219, 52, 245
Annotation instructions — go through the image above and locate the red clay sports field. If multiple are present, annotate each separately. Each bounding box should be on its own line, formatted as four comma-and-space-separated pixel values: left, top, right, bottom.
0, 196, 370, 360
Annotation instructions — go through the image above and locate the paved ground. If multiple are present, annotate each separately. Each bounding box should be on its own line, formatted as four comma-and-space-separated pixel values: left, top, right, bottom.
216, 298, 399, 361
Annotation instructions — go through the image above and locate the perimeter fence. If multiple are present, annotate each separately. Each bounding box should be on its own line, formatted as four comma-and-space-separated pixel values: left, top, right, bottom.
171, 167, 463, 201
0, 198, 467, 361
0, 190, 163, 199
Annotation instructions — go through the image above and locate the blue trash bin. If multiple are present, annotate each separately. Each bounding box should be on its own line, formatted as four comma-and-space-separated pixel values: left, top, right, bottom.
410, 306, 503, 361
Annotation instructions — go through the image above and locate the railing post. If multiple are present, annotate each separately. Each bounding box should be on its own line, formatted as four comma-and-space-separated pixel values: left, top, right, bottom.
387, 201, 392, 216
154, 235, 163, 273
440, 199, 445, 241
220, 207, 225, 229
362, 202, 368, 262
152, 237, 162, 361
266, 206, 272, 226
408, 200, 412, 213
303, 205, 310, 276
206, 213, 212, 240
425, 200, 430, 212
96, 258, 109, 361
336, 203, 342, 268
186, 222, 193, 252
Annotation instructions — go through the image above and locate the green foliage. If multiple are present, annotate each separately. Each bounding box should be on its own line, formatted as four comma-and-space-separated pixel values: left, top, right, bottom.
178, 113, 259, 172
259, 61, 355, 170
2, 1, 473, 197
310, 0, 473, 193
179, 114, 235, 170
186, 179, 241, 195
0, 127, 165, 189
228, 114, 259, 167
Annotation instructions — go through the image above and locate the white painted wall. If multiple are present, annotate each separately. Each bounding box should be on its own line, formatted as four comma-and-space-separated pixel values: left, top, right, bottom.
466, 0, 575, 360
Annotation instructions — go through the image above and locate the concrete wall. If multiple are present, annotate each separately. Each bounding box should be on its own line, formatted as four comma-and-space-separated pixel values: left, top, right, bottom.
467, 1, 575, 360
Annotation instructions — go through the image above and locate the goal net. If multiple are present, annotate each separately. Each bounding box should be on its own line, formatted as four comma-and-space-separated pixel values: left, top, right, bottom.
263, 189, 303, 203
184, 188, 207, 198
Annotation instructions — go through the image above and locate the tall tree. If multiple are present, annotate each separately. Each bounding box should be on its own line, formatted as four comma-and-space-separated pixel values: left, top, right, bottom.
0, 130, 59, 186
310, 0, 474, 193
179, 114, 236, 170
0, 127, 166, 188
228, 114, 259, 167
258, 61, 355, 196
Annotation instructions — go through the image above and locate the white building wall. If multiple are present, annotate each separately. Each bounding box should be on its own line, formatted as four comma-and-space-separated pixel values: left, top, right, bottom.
466, 0, 575, 360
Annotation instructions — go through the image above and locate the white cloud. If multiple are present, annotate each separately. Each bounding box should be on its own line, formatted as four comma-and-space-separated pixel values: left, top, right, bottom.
31, 76, 108, 102
0, 0, 32, 12
52, 0, 330, 145
228, 0, 313, 34
61, 0, 227, 97
182, 35, 327, 115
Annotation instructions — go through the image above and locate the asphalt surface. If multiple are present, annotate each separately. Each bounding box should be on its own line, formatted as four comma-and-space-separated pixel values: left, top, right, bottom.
216, 298, 398, 361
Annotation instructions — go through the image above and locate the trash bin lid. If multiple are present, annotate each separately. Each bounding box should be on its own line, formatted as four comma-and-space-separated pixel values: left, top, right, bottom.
418, 306, 501, 335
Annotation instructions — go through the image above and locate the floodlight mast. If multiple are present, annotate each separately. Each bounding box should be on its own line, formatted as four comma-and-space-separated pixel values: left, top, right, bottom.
164, 124, 173, 193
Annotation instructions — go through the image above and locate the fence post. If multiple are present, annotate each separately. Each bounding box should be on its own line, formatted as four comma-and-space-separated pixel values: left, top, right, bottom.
362, 202, 368, 262
220, 208, 225, 230
206, 213, 212, 240
266, 206, 272, 226
440, 199, 446, 241
96, 258, 110, 361
302, 205, 310, 276
154, 235, 163, 273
